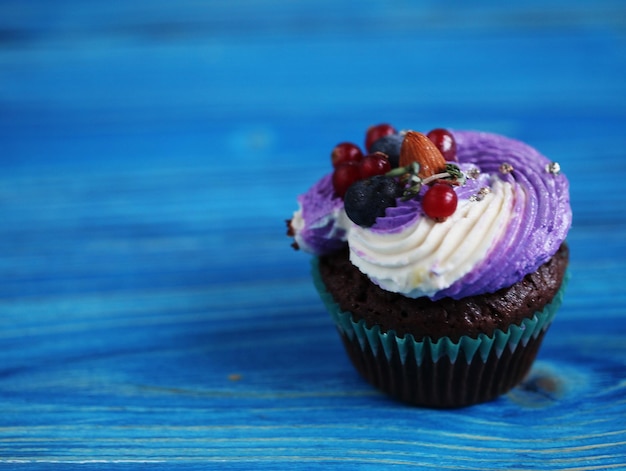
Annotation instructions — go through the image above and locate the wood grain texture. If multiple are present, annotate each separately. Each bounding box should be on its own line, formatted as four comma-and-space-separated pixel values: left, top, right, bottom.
1, 1, 626, 469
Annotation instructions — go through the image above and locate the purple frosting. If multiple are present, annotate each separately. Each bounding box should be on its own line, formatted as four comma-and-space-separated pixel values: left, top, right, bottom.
296, 173, 347, 255
433, 131, 571, 299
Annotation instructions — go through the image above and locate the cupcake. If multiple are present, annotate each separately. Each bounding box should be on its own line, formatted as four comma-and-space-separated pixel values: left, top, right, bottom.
287, 124, 571, 408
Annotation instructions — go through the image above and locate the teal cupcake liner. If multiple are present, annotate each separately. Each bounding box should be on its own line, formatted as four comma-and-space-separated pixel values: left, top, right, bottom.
312, 257, 569, 407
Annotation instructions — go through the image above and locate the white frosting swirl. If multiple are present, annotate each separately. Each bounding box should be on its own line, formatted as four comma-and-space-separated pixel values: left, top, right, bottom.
348, 178, 516, 298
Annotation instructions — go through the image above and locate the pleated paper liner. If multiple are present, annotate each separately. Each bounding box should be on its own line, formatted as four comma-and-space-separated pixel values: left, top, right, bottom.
312, 258, 569, 408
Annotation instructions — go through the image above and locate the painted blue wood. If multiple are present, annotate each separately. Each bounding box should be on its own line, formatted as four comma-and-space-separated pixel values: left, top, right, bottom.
1, 1, 626, 468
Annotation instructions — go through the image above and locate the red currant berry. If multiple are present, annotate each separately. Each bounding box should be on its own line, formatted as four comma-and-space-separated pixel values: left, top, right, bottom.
332, 162, 361, 198
422, 183, 458, 220
331, 142, 363, 168
359, 152, 391, 179
426, 128, 457, 162
365, 123, 396, 152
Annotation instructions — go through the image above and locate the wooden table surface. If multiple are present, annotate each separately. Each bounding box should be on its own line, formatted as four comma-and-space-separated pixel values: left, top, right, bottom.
1, 1, 626, 469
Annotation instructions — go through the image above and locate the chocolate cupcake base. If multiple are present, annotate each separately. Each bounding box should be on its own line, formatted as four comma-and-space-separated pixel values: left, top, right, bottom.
311, 249, 569, 408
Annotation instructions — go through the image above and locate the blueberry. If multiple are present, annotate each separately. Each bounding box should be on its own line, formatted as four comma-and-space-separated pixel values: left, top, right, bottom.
344, 176, 402, 227
369, 134, 404, 168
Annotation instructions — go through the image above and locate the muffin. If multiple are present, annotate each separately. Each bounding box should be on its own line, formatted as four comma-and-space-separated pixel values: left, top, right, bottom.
287, 124, 571, 408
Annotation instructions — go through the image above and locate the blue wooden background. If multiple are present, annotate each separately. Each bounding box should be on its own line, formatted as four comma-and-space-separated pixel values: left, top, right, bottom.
1, 1, 626, 469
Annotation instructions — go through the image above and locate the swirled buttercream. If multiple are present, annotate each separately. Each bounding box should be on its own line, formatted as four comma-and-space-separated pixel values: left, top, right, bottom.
289, 131, 571, 300
349, 178, 515, 298
291, 173, 350, 255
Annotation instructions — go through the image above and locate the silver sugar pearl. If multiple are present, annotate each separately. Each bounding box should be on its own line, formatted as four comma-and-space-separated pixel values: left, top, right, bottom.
466, 167, 481, 180
546, 161, 561, 175
470, 187, 491, 202
499, 162, 514, 174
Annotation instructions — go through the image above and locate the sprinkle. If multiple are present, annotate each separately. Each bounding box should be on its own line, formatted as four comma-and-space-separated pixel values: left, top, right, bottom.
546, 162, 561, 175
499, 162, 514, 174
470, 186, 491, 202
466, 167, 480, 180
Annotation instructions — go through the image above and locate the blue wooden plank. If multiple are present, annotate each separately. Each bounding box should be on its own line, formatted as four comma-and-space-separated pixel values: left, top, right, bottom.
1, 0, 626, 468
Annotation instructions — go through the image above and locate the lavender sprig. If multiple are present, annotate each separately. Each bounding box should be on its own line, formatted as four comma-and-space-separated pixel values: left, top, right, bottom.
385, 162, 466, 200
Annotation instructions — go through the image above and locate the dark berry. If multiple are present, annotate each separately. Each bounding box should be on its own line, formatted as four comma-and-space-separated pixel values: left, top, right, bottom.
331, 142, 363, 168
360, 152, 391, 179
422, 183, 458, 220
369, 133, 404, 168
365, 123, 396, 152
426, 128, 457, 162
332, 162, 361, 198
344, 176, 402, 227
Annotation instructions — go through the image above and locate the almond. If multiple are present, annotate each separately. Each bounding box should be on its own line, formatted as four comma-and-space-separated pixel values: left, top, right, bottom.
399, 131, 447, 179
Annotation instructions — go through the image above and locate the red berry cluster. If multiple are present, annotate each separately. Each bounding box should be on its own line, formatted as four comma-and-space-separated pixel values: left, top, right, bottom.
330, 123, 461, 222
332, 150, 391, 198
331, 123, 397, 198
